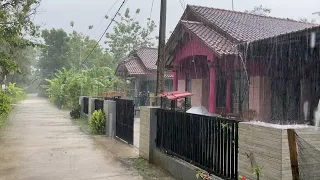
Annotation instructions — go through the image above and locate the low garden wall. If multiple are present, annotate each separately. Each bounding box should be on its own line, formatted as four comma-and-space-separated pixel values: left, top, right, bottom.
238, 122, 320, 180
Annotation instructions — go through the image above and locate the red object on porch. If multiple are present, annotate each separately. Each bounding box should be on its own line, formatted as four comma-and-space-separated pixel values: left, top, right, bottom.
158, 91, 193, 100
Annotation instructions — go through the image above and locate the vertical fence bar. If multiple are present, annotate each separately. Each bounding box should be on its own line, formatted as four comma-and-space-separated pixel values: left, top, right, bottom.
231, 122, 235, 178
214, 118, 218, 172
155, 109, 239, 180
223, 120, 228, 177
235, 122, 239, 179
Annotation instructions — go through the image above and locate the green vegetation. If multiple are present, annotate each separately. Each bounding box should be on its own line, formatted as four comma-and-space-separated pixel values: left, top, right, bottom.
6, 83, 27, 103
89, 110, 106, 135
0, 91, 11, 128
44, 67, 126, 109
0, 84, 27, 129
70, 105, 81, 119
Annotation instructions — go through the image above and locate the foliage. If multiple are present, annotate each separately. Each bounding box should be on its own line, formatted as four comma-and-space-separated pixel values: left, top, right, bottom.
44, 67, 125, 109
299, 18, 317, 23
0, 91, 10, 128
38, 28, 70, 78
6, 83, 27, 103
253, 167, 263, 180
105, 8, 157, 62
70, 105, 81, 119
245, 5, 271, 16
196, 170, 211, 179
6, 47, 39, 86
89, 109, 106, 134
0, 91, 11, 115
0, 0, 40, 83
67, 31, 114, 68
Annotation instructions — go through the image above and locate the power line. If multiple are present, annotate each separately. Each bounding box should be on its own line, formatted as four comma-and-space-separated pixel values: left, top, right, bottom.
149, 0, 155, 20
91, 0, 121, 40
80, 0, 128, 67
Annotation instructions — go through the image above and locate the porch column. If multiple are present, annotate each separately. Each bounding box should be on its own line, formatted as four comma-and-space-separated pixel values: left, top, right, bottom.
173, 70, 178, 91
135, 78, 140, 97
209, 62, 216, 114
226, 73, 231, 113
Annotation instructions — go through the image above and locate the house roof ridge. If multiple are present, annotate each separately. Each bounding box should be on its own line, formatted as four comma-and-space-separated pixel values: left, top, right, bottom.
180, 20, 203, 25
187, 4, 316, 25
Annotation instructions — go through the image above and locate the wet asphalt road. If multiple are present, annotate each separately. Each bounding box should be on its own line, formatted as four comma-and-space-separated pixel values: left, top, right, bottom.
0, 95, 143, 180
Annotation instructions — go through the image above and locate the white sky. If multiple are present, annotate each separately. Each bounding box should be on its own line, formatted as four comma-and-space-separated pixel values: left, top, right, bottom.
33, 0, 320, 42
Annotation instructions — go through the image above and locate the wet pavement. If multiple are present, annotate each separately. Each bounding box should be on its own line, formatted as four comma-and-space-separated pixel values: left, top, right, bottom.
0, 95, 143, 180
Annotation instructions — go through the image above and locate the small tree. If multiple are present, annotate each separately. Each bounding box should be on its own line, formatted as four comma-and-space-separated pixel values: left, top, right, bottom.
105, 8, 157, 62
245, 5, 271, 16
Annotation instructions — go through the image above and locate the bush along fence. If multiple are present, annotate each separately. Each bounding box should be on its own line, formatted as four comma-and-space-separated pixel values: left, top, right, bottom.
78, 96, 135, 143
156, 109, 239, 180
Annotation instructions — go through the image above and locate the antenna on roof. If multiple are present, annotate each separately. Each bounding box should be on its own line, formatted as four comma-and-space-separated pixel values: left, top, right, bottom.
232, 0, 234, 10
312, 12, 320, 16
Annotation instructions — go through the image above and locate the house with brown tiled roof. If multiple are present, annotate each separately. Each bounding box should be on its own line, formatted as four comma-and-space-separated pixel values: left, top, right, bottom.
115, 47, 173, 100
166, 5, 318, 122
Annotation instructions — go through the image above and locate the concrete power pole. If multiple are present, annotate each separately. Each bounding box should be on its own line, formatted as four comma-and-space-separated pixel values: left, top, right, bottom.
156, 0, 167, 95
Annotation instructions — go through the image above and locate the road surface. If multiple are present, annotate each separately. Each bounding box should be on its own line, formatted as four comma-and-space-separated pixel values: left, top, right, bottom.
0, 95, 143, 180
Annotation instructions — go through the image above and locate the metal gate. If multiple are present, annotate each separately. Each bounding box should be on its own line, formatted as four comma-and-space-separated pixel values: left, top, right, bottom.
115, 99, 134, 144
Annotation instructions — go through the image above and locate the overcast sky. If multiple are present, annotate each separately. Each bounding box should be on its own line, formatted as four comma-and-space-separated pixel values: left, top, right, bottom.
34, 0, 320, 42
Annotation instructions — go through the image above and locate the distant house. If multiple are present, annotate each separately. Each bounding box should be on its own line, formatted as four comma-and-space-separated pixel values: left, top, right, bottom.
115, 47, 173, 98
165, 5, 318, 122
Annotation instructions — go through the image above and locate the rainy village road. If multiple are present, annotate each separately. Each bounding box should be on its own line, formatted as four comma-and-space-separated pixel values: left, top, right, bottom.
0, 95, 143, 180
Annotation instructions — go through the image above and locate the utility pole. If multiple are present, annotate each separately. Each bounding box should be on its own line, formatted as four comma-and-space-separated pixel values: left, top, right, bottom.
156, 0, 167, 96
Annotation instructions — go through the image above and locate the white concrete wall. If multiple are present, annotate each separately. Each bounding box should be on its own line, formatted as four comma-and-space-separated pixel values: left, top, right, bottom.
239, 122, 320, 180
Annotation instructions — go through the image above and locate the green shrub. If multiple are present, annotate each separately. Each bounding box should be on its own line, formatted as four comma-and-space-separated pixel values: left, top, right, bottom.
0, 91, 11, 114
6, 83, 27, 103
44, 67, 126, 109
70, 105, 81, 119
89, 109, 106, 134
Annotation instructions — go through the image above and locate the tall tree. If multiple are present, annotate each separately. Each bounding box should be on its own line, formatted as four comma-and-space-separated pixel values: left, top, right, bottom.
6, 47, 39, 85
245, 5, 271, 16
0, 0, 40, 84
105, 8, 156, 62
67, 31, 114, 68
38, 29, 70, 78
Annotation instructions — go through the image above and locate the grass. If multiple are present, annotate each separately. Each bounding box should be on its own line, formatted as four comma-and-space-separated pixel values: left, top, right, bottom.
0, 114, 8, 129
124, 157, 174, 180
73, 117, 91, 134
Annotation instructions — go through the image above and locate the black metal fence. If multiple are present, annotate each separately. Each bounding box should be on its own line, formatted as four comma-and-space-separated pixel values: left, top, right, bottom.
115, 99, 134, 145
156, 109, 239, 180
94, 99, 104, 111
83, 97, 89, 115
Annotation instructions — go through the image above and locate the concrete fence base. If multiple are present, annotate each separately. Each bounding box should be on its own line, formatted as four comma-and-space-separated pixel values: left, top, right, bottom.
79, 97, 117, 138
238, 122, 320, 180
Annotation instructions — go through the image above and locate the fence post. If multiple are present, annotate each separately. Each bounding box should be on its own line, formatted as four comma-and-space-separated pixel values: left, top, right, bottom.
103, 100, 116, 137
139, 107, 158, 162
88, 97, 97, 120
79, 96, 88, 118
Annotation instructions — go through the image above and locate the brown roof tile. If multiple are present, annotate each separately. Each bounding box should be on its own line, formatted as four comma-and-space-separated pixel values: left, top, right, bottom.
181, 20, 237, 55
188, 5, 316, 42
135, 47, 158, 70
116, 57, 150, 76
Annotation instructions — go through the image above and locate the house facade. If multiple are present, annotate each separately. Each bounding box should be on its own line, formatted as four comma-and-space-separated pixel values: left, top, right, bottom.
166, 5, 317, 123
115, 47, 173, 99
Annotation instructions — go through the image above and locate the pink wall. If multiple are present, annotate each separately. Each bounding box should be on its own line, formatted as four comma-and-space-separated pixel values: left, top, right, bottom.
191, 79, 203, 107
178, 80, 185, 92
